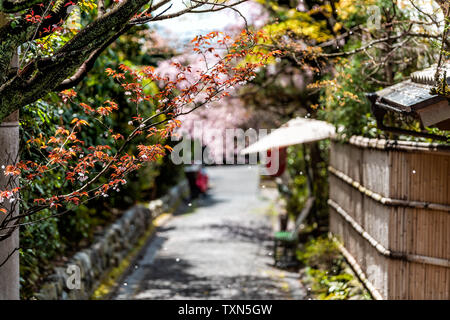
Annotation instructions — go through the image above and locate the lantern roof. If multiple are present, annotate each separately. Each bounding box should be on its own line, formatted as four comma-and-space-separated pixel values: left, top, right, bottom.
368, 64, 450, 139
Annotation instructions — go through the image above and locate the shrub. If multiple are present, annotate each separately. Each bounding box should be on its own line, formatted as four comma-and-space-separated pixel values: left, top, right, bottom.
297, 236, 371, 300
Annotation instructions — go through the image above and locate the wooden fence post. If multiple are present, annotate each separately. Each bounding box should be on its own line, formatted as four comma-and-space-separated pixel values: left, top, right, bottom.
0, 13, 20, 300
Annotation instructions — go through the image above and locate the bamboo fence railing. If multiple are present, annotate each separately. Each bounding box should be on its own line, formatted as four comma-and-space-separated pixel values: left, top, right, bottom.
329, 136, 450, 299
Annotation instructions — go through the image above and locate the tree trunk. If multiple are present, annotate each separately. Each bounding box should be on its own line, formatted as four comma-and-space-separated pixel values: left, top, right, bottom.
0, 110, 20, 300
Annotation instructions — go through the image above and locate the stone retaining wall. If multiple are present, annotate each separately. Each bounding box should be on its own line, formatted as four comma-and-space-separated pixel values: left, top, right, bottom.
34, 180, 189, 300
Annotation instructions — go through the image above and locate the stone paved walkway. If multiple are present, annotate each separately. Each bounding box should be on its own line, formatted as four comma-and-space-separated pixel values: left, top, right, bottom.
113, 166, 306, 300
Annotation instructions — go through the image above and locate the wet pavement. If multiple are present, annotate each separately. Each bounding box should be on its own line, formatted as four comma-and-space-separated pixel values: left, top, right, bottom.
113, 166, 306, 300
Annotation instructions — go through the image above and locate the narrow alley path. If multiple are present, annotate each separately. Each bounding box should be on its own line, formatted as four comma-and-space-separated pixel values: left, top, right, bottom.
113, 166, 306, 300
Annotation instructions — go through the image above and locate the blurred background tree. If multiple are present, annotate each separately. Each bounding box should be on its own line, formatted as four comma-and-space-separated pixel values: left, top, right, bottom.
229, 0, 445, 232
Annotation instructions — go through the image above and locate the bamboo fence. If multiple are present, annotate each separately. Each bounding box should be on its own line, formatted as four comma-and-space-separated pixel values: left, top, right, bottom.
329, 136, 450, 299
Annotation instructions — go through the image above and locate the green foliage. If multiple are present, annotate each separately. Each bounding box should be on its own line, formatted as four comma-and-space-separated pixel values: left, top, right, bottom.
297, 236, 340, 270
310, 140, 330, 223
19, 98, 67, 298
315, 0, 438, 139
304, 267, 356, 300
19, 212, 62, 298
285, 145, 308, 217
285, 140, 329, 226
298, 236, 371, 300
431, 71, 450, 98
316, 56, 381, 139
153, 141, 185, 198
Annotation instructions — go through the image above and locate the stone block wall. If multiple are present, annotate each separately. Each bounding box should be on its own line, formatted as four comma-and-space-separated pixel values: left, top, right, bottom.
34, 180, 189, 300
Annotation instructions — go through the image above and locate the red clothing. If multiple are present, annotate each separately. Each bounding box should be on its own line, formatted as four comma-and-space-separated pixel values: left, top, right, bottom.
195, 170, 208, 193
266, 147, 287, 177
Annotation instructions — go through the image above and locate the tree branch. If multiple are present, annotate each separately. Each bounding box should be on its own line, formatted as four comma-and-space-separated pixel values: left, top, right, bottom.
0, 0, 48, 13
0, 0, 154, 121
55, 25, 131, 91
0, 1, 78, 84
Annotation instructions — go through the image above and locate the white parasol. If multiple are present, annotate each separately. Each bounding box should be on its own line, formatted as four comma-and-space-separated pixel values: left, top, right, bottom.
241, 117, 335, 154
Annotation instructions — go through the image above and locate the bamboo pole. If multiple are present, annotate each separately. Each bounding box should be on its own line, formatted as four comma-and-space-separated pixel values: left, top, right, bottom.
329, 166, 450, 212
329, 233, 384, 300
328, 199, 450, 268
332, 135, 450, 155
